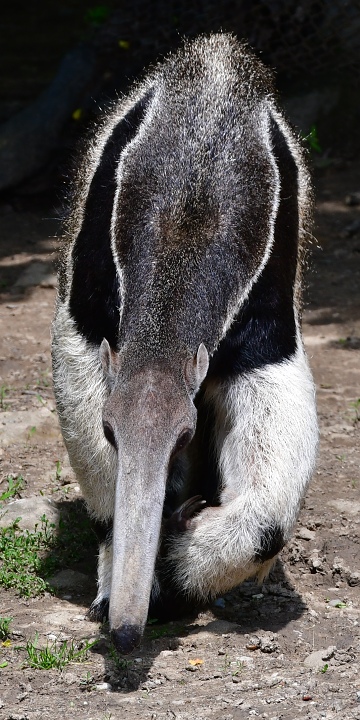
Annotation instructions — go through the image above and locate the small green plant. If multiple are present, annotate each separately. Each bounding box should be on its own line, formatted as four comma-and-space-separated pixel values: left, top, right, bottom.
232, 659, 244, 676
220, 652, 232, 671
109, 644, 132, 672
0, 475, 24, 507
0, 616, 12, 640
27, 426, 37, 440
350, 398, 360, 423
303, 125, 322, 154
0, 385, 8, 410
320, 663, 328, 673
36, 372, 50, 388
55, 460, 62, 483
21, 633, 97, 670
218, 653, 244, 675
79, 670, 95, 688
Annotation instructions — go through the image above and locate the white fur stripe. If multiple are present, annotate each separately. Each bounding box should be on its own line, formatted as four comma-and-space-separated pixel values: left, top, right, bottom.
220, 107, 281, 340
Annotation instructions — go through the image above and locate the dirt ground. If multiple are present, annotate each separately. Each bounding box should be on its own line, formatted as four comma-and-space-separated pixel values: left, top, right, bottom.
0, 162, 359, 719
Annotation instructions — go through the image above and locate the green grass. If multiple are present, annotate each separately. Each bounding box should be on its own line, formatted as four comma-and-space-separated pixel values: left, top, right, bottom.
0, 616, 12, 640
0, 515, 56, 596
0, 477, 96, 598
0, 475, 24, 506
20, 633, 97, 670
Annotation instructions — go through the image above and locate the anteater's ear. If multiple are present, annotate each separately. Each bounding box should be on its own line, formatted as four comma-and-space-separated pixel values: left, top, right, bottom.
100, 338, 119, 385
184, 343, 209, 396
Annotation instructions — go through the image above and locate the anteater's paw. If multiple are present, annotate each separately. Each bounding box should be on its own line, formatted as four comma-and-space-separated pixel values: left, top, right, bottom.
166, 495, 206, 534
87, 596, 109, 622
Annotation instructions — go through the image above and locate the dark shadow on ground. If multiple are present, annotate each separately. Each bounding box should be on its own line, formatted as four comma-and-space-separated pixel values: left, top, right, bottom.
0, 195, 60, 301
39, 498, 307, 691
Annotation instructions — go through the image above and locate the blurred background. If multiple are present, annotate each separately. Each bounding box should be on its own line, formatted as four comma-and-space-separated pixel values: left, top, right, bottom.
1, 0, 360, 201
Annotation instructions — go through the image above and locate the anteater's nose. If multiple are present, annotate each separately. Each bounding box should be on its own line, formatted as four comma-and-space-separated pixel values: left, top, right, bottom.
111, 624, 142, 655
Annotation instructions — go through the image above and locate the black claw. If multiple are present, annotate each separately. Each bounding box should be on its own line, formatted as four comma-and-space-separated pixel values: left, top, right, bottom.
166, 495, 206, 533
87, 597, 109, 622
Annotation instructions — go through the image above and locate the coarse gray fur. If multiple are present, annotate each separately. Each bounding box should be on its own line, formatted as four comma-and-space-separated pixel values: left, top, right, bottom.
52, 33, 318, 654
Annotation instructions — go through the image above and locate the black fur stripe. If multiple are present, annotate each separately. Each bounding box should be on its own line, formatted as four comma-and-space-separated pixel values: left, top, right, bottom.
189, 389, 222, 507
69, 89, 154, 348
209, 112, 300, 380
255, 524, 285, 562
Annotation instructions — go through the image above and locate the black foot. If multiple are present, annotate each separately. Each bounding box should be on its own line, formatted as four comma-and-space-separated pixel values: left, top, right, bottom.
87, 597, 109, 622
166, 495, 206, 533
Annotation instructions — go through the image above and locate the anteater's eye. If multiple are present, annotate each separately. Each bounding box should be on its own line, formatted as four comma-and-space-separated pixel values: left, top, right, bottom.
103, 421, 117, 449
171, 429, 193, 458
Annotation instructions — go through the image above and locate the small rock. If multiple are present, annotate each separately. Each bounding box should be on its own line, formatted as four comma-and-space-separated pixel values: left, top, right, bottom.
296, 527, 315, 541
0, 497, 59, 531
144, 681, 157, 690
48, 570, 90, 590
246, 636, 261, 650
322, 646, 336, 661
349, 572, 360, 587
304, 649, 332, 670
95, 682, 111, 691
308, 609, 319, 619
62, 672, 77, 685
260, 638, 279, 654
328, 599, 346, 608
329, 499, 360, 516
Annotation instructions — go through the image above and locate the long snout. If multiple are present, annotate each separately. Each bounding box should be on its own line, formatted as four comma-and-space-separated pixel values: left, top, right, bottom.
109, 450, 167, 654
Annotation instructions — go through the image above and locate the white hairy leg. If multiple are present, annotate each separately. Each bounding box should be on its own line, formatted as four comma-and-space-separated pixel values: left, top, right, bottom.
88, 541, 113, 619
168, 343, 318, 599
52, 302, 117, 522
